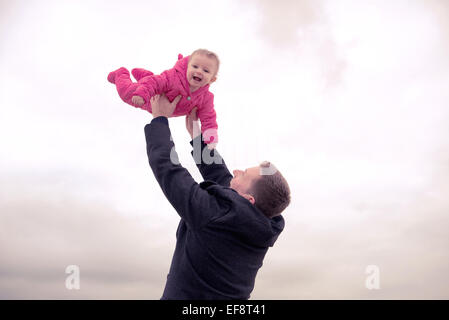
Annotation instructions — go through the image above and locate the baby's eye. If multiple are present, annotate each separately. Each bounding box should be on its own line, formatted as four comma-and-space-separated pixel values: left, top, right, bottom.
192, 65, 198, 69
204, 69, 210, 73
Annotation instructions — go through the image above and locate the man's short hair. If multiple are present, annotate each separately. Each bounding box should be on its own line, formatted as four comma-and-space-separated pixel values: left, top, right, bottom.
250, 161, 291, 219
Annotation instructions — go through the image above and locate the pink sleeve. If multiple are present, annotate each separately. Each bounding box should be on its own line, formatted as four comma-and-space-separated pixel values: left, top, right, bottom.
134, 71, 171, 103
197, 93, 219, 144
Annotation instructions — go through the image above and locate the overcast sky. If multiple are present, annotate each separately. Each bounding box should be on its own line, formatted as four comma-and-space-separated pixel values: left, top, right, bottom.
1, 0, 448, 299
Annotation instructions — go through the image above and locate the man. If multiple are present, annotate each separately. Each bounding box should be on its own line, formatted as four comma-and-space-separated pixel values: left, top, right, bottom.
145, 95, 291, 300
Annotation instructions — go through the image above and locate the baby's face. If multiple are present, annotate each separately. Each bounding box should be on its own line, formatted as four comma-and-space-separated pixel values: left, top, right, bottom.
187, 54, 218, 91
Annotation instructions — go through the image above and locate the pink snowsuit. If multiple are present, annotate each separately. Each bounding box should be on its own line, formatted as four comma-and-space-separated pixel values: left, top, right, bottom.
108, 54, 218, 144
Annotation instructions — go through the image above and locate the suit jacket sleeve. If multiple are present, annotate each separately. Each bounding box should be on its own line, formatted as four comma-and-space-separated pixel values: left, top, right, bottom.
144, 117, 221, 229
190, 135, 233, 187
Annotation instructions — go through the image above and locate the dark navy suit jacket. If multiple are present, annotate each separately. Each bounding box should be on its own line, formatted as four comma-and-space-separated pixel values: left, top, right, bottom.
145, 117, 285, 300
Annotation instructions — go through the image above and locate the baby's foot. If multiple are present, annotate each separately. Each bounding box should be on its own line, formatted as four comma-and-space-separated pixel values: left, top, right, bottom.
107, 67, 129, 84
132, 68, 154, 81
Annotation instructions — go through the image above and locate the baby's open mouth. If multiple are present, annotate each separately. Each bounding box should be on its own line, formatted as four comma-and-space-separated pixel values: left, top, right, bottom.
193, 76, 202, 82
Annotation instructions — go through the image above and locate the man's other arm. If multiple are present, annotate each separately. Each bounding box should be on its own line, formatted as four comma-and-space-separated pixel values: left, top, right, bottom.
190, 135, 233, 187
186, 108, 233, 187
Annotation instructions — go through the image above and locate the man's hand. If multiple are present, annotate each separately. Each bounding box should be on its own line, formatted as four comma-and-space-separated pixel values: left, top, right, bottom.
151, 94, 182, 118
185, 107, 201, 139
132, 95, 145, 107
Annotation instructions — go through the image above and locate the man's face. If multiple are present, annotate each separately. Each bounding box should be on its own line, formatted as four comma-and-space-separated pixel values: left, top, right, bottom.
230, 166, 261, 197
186, 54, 217, 91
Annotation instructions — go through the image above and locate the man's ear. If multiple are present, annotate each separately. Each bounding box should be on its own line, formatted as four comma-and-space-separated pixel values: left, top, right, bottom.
242, 194, 255, 205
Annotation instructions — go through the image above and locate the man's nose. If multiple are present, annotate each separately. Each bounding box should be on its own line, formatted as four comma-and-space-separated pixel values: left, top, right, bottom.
233, 170, 242, 176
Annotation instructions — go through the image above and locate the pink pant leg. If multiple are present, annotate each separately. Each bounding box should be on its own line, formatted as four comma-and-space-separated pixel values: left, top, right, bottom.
113, 69, 140, 106
108, 67, 152, 112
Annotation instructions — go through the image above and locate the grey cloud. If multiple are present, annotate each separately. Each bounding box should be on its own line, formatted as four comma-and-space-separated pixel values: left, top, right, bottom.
0, 179, 173, 299
251, 160, 449, 299
251, 0, 347, 87
425, 0, 449, 36
1, 163, 449, 299
425, 0, 449, 70
0, 1, 15, 50
255, 0, 323, 47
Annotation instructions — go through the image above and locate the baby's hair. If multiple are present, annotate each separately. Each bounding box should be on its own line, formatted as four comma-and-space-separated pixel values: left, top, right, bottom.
190, 49, 220, 75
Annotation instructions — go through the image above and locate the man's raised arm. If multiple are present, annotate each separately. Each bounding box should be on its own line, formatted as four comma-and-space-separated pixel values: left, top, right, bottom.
185, 108, 233, 187
144, 95, 220, 228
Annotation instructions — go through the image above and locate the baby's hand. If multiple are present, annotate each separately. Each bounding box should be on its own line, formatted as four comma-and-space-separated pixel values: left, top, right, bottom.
132, 95, 145, 107
207, 143, 217, 150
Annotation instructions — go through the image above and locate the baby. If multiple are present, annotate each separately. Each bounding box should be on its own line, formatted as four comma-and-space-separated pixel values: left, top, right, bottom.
108, 49, 220, 146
